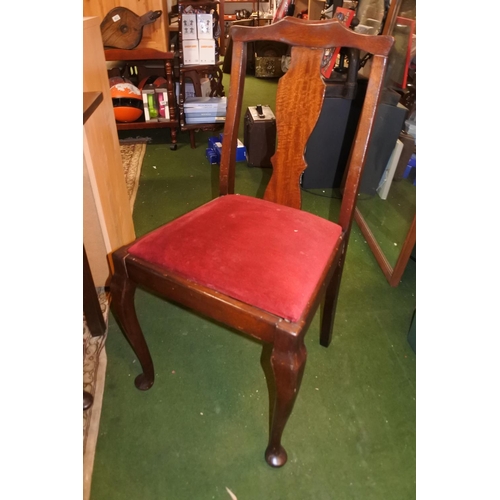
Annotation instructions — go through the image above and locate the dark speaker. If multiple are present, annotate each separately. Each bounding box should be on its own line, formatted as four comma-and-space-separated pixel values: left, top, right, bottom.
301, 48, 360, 189
358, 100, 408, 195
302, 83, 353, 189
317, 80, 408, 195
243, 105, 277, 167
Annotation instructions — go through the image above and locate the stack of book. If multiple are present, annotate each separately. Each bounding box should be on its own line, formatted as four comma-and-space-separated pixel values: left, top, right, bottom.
184, 97, 227, 125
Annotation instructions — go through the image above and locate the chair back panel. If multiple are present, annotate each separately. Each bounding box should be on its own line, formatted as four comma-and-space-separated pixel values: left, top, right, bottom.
220, 17, 393, 223
264, 46, 325, 208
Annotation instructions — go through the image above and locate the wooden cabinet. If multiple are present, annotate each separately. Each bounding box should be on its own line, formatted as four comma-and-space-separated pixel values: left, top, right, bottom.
83, 0, 170, 52
83, 17, 135, 287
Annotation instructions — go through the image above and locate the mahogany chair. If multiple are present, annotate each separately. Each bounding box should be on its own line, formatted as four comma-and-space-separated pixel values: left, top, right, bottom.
110, 17, 393, 467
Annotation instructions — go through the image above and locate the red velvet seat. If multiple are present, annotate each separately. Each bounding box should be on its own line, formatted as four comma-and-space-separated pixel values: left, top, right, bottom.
128, 195, 342, 322
110, 17, 393, 468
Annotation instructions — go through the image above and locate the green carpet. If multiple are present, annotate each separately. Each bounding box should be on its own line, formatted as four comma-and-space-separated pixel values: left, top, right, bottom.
90, 74, 416, 500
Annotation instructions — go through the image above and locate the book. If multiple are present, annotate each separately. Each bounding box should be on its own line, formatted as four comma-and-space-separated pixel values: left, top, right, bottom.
184, 110, 226, 118
184, 97, 227, 115
184, 96, 226, 107
186, 116, 226, 124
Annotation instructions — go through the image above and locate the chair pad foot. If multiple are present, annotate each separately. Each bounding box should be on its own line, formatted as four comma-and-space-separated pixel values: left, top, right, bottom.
265, 445, 288, 467
135, 373, 154, 391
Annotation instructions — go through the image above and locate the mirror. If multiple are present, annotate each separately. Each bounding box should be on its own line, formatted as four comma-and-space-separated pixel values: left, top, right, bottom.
353, 0, 416, 286
354, 162, 415, 286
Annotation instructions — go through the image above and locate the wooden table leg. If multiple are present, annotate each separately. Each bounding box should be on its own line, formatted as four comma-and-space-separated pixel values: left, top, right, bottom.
83, 245, 106, 337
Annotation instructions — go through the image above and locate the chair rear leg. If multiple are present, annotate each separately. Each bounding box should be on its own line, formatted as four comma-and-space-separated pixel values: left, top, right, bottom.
263, 332, 307, 467
320, 251, 346, 347
110, 270, 155, 391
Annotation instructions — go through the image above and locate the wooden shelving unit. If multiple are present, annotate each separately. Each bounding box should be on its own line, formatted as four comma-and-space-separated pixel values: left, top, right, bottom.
104, 48, 179, 150
178, 0, 226, 148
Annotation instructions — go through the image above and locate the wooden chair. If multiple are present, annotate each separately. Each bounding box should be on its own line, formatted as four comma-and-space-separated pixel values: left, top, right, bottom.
110, 17, 393, 467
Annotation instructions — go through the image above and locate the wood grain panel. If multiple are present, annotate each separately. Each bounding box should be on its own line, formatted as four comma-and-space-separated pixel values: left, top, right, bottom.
83, 0, 170, 52
83, 17, 136, 286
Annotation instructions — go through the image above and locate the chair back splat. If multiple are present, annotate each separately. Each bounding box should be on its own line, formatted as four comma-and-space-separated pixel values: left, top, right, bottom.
220, 17, 393, 221
110, 16, 393, 469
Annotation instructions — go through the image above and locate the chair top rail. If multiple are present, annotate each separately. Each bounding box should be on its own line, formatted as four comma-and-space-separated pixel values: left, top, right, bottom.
230, 16, 393, 57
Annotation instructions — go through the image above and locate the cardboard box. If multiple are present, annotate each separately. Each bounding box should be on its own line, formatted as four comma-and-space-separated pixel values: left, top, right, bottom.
235, 139, 247, 162
208, 135, 246, 162
206, 147, 220, 164
199, 39, 216, 65
182, 40, 200, 65
181, 13, 197, 39
155, 88, 170, 121
141, 88, 158, 122
197, 13, 213, 39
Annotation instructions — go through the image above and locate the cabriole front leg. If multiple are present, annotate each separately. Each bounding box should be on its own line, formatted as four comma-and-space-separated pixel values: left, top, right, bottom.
263, 331, 307, 467
110, 268, 155, 391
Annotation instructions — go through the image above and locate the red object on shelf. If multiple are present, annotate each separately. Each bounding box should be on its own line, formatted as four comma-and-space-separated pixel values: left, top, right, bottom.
272, 0, 290, 23
320, 8, 355, 79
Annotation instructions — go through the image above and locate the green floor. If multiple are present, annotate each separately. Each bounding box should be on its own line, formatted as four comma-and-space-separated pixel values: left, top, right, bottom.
90, 74, 416, 500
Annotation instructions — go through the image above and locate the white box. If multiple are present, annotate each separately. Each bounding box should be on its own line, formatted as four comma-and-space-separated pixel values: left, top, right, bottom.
181, 13, 197, 39
197, 13, 213, 39
182, 40, 200, 65
198, 39, 216, 64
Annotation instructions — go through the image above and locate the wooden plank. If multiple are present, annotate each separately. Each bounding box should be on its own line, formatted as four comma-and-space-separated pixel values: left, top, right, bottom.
83, 17, 136, 286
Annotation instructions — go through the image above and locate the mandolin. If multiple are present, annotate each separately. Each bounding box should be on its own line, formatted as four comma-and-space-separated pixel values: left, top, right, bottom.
100, 7, 163, 50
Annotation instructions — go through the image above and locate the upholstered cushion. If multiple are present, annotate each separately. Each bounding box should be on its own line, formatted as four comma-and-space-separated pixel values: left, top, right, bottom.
128, 194, 342, 322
